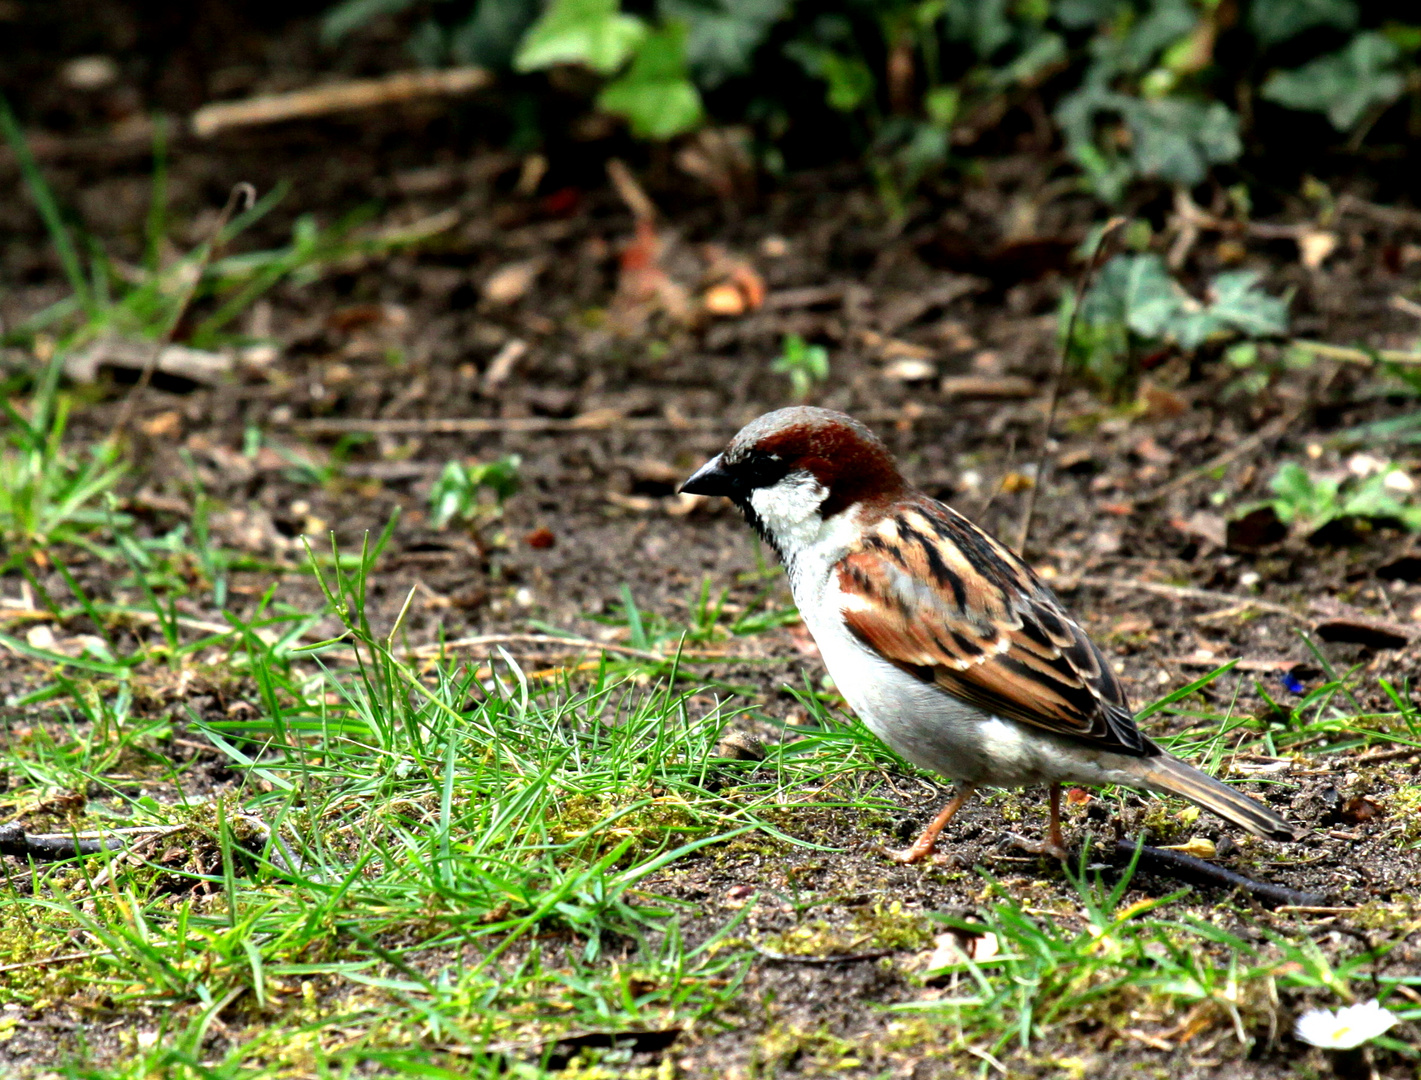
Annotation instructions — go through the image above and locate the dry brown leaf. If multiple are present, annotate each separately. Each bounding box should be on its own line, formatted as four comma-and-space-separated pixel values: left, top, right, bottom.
482, 261, 542, 305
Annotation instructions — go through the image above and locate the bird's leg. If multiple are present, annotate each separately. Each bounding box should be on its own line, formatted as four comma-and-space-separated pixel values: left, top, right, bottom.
881, 784, 976, 864
1005, 783, 1070, 861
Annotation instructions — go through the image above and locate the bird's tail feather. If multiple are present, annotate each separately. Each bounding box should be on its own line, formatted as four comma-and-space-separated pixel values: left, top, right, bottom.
1138, 754, 1296, 841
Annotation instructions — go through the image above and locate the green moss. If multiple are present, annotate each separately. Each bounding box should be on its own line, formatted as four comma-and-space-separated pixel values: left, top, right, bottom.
1386, 785, 1421, 844
544, 792, 705, 864
849, 900, 935, 951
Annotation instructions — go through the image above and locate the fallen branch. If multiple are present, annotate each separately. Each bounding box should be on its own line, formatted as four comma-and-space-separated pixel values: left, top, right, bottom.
191, 68, 492, 138
1111, 838, 1325, 909
288, 414, 731, 437
0, 822, 125, 860
1290, 340, 1421, 366
1062, 576, 1308, 623
1143, 409, 1301, 503
411, 633, 737, 664
751, 944, 894, 965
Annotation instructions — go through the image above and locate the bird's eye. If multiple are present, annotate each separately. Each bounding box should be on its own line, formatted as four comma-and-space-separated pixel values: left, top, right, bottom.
738, 450, 793, 490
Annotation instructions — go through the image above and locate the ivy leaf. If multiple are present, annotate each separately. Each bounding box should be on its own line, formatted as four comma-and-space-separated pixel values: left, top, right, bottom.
659, 0, 788, 87
1249, 0, 1358, 49
1262, 32, 1404, 131
785, 42, 874, 112
943, 0, 1014, 60
515, 0, 647, 74
1116, 254, 1183, 338
450, 0, 542, 68
598, 23, 704, 138
1125, 96, 1241, 185
321, 0, 418, 45
1205, 270, 1290, 338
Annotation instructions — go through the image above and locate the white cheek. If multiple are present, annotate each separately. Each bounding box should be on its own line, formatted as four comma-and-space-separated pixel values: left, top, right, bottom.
748, 472, 828, 547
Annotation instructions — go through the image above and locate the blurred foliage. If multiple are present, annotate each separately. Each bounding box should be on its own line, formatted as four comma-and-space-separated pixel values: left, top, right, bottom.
1259, 461, 1421, 534
772, 333, 830, 400
428, 455, 522, 528
322, 0, 1420, 201
1064, 249, 1289, 394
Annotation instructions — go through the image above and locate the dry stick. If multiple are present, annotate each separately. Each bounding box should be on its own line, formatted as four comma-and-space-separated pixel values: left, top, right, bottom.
289, 415, 732, 437
108, 182, 257, 441
1016, 217, 1127, 555
0, 951, 107, 976
411, 633, 736, 664
190, 68, 492, 138
1142, 408, 1302, 503
1064, 575, 1309, 623
1111, 838, 1325, 909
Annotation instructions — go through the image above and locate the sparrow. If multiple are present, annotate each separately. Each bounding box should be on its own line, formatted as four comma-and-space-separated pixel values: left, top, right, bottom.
681, 406, 1296, 863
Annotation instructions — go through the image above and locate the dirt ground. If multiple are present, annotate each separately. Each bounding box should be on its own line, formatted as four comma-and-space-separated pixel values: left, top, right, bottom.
7, 5, 1421, 1077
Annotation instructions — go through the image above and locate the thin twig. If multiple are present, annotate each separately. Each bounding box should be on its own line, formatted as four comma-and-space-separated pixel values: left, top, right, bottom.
289, 415, 731, 436
0, 822, 126, 860
1290, 340, 1421, 366
108, 182, 256, 440
1142, 408, 1302, 503
1111, 838, 1325, 909
0, 951, 107, 976
1061, 575, 1309, 623
1017, 217, 1126, 555
411, 633, 740, 664
751, 944, 894, 965
190, 68, 492, 138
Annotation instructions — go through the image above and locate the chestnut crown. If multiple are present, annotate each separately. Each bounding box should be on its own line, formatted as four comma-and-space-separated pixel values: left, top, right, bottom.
680, 407, 906, 519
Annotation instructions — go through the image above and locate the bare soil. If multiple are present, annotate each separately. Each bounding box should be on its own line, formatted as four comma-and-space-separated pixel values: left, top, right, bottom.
6, 5, 1421, 1077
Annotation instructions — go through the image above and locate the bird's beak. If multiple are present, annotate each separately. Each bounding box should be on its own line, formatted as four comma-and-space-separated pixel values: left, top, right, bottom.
679, 454, 736, 497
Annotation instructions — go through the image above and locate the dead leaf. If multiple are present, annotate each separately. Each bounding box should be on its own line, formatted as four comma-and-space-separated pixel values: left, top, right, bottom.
1226, 506, 1286, 550
882, 358, 936, 382
25, 624, 56, 650
939, 375, 1035, 399
141, 411, 182, 438
923, 929, 999, 976
1341, 796, 1381, 824
483, 261, 542, 305
1160, 837, 1217, 859
703, 282, 746, 316
1314, 616, 1410, 650
523, 527, 556, 549
1298, 230, 1338, 270
1173, 512, 1227, 548
613, 219, 692, 327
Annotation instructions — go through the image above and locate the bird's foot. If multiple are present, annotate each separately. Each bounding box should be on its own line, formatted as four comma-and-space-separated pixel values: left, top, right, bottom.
876, 841, 935, 865
1004, 832, 1071, 862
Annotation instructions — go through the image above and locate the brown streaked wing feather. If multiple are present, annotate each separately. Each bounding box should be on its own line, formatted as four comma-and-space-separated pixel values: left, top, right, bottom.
838, 497, 1148, 756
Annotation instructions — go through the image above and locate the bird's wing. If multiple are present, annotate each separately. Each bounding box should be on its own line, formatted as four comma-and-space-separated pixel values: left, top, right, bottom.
836, 497, 1148, 755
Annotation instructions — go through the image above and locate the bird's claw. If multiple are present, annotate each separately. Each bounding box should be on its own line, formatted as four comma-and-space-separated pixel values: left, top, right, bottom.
1004, 832, 1071, 862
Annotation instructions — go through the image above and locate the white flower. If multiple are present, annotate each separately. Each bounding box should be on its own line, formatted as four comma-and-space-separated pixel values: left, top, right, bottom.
1294, 1000, 1398, 1049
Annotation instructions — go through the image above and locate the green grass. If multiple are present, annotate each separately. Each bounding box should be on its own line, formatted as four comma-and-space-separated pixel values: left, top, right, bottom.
3, 447, 1421, 1074
3, 527, 1418, 1076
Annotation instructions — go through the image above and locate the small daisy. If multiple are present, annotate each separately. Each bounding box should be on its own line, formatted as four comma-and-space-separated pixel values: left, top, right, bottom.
1294, 1000, 1398, 1050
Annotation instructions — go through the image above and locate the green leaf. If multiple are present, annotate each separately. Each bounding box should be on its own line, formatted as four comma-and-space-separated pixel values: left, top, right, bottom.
1262, 32, 1404, 131
514, 0, 647, 74
1117, 254, 1183, 338
659, 0, 788, 87
1126, 96, 1241, 185
943, 0, 1014, 59
597, 22, 704, 139
1249, 0, 1357, 49
450, 0, 542, 68
785, 42, 874, 112
1205, 270, 1290, 338
321, 0, 419, 45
